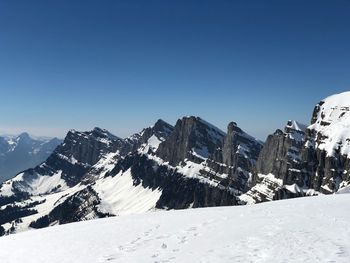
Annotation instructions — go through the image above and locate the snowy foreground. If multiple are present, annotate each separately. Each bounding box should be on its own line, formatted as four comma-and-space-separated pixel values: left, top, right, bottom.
1, 195, 350, 263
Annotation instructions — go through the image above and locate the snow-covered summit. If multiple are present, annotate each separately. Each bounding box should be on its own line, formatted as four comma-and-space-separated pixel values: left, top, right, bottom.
308, 91, 350, 157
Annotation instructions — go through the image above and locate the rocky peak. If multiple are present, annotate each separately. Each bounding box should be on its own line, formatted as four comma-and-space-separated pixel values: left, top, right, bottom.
16, 132, 32, 144
285, 120, 307, 132
125, 119, 174, 154
255, 119, 306, 182
284, 120, 306, 144
156, 116, 225, 165
55, 128, 125, 171
142, 119, 174, 142
153, 119, 173, 133
227, 121, 240, 133
91, 127, 120, 141
222, 121, 262, 167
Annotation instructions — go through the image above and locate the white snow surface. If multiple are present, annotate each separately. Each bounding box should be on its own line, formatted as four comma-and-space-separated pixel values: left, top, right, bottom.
308, 91, 350, 157
1, 194, 350, 263
93, 169, 162, 216
26, 171, 68, 195
0, 170, 68, 196
139, 135, 163, 153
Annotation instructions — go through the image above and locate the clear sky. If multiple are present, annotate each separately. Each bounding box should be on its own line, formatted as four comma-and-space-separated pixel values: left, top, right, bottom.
0, 0, 349, 140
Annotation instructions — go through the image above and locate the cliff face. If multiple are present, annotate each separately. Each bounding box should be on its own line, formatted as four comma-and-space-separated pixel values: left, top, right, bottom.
156, 116, 225, 165
240, 120, 307, 204
217, 122, 263, 191
241, 92, 350, 204
255, 120, 306, 184
300, 92, 350, 193
156, 117, 262, 193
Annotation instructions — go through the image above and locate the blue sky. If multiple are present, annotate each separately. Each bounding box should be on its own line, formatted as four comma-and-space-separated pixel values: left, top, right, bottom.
0, 0, 349, 140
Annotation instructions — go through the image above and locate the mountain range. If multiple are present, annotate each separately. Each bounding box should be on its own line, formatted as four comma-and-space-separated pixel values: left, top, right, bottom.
1, 91, 350, 236
0, 134, 62, 183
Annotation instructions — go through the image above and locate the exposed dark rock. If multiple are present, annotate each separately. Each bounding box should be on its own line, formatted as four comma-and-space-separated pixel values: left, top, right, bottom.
110, 153, 238, 209
157, 116, 225, 165
29, 186, 111, 229
242, 120, 307, 203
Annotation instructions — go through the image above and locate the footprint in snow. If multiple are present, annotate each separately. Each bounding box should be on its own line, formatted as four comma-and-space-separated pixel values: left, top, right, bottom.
98, 255, 117, 262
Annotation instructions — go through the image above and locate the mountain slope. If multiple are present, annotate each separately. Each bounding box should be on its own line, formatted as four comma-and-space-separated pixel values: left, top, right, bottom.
0, 117, 263, 235
0, 194, 349, 263
3, 90, 350, 236
0, 133, 62, 182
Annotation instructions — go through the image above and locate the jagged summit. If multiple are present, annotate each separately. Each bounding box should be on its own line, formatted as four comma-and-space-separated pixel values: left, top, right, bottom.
17, 132, 31, 140
147, 119, 174, 139
68, 127, 120, 141
5, 100, 350, 237
157, 116, 226, 164
227, 121, 238, 129
284, 120, 307, 142
153, 118, 170, 128
286, 120, 307, 132
91, 127, 121, 141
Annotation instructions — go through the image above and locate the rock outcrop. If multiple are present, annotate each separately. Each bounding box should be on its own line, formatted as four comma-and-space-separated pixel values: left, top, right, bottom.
241, 91, 350, 204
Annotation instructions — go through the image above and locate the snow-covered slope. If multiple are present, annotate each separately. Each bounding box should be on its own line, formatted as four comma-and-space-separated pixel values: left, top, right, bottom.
1, 194, 349, 263
0, 123, 170, 235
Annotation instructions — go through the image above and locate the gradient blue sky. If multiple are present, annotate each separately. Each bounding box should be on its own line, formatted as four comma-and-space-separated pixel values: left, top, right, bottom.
1, 0, 350, 140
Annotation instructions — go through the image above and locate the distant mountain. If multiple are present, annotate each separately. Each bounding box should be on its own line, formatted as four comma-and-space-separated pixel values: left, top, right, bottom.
2, 91, 350, 236
0, 133, 62, 182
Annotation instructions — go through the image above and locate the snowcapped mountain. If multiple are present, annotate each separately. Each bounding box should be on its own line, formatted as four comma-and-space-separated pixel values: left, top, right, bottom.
2, 91, 350, 237
303, 91, 350, 192
241, 91, 350, 204
0, 133, 62, 183
1, 193, 349, 263
0, 117, 262, 235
